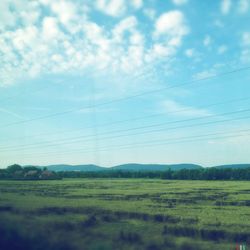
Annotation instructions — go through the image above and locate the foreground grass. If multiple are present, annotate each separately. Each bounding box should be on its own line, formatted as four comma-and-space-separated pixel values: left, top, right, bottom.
0, 179, 249, 249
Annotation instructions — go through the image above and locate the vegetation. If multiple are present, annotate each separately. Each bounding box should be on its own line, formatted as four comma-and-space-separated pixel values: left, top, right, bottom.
0, 164, 60, 180
59, 167, 250, 180
1, 164, 250, 180
0, 178, 249, 249
15, 163, 202, 172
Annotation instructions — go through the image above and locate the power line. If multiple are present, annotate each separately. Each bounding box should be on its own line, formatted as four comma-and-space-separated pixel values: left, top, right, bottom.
7, 127, 250, 159
3, 95, 250, 143
79, 131, 250, 155
0, 59, 163, 120
1, 107, 250, 150
0, 85, 48, 103
0, 62, 146, 102
1, 108, 250, 152
1, 65, 250, 128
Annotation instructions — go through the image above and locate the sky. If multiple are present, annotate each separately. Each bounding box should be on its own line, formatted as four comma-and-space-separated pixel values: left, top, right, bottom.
0, 0, 250, 168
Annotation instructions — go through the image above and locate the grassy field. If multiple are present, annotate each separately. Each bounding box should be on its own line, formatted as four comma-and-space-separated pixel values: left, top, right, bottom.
0, 178, 249, 250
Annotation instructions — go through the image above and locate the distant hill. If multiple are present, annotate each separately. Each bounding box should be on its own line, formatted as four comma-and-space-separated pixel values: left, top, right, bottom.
27, 163, 203, 172
36, 164, 104, 172
10, 163, 250, 172
213, 164, 250, 169
111, 163, 202, 171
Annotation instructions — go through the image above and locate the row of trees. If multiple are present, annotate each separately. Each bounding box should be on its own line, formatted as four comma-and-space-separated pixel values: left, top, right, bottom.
1, 164, 250, 180
57, 168, 250, 180
0, 164, 60, 180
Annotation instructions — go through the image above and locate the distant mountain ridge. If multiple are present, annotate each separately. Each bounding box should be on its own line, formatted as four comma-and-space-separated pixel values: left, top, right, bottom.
36, 164, 103, 172
213, 164, 250, 169
11, 163, 250, 172
111, 163, 202, 171
31, 163, 203, 172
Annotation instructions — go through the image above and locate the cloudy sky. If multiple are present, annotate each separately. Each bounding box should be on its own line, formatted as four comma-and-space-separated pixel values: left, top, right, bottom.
0, 0, 250, 167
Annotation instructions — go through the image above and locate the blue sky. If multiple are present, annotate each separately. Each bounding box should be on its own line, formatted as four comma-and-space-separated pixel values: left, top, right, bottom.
0, 0, 250, 168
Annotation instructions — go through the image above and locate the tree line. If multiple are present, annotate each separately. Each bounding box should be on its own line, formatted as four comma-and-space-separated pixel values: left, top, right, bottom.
1, 164, 250, 180
57, 168, 250, 180
0, 164, 60, 180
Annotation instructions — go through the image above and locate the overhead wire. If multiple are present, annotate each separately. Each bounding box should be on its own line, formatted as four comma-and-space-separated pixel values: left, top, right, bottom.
1, 64, 250, 164
1, 65, 250, 128
1, 108, 250, 152
7, 127, 250, 159
2, 95, 250, 143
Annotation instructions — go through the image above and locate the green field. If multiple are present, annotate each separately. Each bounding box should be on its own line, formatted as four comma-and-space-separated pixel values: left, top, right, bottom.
0, 179, 249, 250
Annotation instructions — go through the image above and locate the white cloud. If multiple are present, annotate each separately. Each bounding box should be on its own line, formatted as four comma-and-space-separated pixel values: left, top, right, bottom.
20, 8, 40, 26
42, 17, 60, 40
185, 48, 201, 62
214, 20, 224, 28
241, 32, 250, 63
50, 0, 77, 25
193, 69, 216, 80
168, 37, 182, 46
150, 10, 189, 61
185, 48, 194, 57
96, 0, 125, 17
83, 21, 104, 42
130, 0, 143, 9
130, 32, 144, 45
241, 49, 250, 63
95, 0, 143, 17
143, 8, 156, 19
221, 0, 231, 15
238, 0, 249, 13
161, 99, 210, 117
242, 32, 250, 46
112, 16, 138, 43
203, 35, 211, 46
12, 26, 38, 51
221, 0, 249, 15
0, 1, 15, 30
218, 45, 228, 54
0, 0, 40, 31
155, 11, 189, 37
150, 43, 175, 58
39, 0, 51, 5
172, 0, 188, 6
0, 1, 189, 86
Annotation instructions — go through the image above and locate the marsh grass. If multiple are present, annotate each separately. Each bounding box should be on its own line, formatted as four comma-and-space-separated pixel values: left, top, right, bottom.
0, 179, 249, 249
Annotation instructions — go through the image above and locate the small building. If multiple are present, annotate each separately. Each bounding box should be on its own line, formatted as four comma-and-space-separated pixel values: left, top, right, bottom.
24, 170, 38, 178
39, 170, 56, 179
